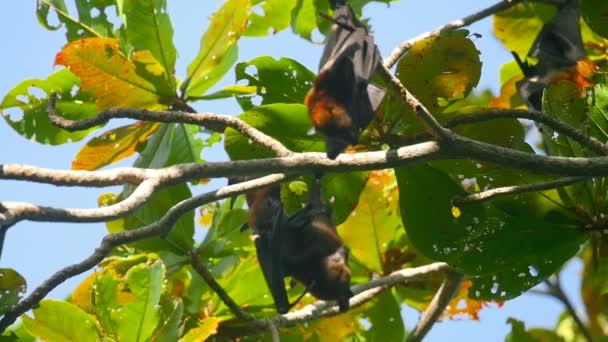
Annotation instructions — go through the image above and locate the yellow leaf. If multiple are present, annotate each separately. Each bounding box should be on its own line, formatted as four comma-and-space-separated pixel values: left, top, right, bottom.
71, 271, 100, 313
443, 280, 502, 320
72, 121, 160, 170
198, 205, 217, 227
55, 37, 162, 109
179, 317, 220, 342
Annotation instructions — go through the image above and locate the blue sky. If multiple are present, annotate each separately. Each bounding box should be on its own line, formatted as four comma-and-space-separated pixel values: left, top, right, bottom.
0, 1, 585, 340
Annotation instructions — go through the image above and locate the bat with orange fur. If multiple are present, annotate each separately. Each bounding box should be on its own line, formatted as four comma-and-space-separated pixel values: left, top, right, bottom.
305, 2, 385, 159
513, 0, 592, 111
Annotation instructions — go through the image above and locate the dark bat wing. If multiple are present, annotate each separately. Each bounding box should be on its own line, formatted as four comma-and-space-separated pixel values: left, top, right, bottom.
528, 0, 584, 69
254, 208, 290, 314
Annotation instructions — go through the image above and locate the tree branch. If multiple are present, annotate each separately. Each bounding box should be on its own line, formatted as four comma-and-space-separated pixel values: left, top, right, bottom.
0, 173, 288, 331
384, 0, 524, 68
543, 277, 593, 342
407, 271, 464, 342
392, 109, 608, 156
48, 93, 293, 157
452, 176, 588, 206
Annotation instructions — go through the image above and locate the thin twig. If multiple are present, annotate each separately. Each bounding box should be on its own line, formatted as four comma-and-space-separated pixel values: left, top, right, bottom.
384, 0, 523, 68
544, 277, 594, 342
48, 93, 293, 157
377, 63, 456, 144
190, 252, 267, 328
452, 176, 588, 206
407, 271, 464, 342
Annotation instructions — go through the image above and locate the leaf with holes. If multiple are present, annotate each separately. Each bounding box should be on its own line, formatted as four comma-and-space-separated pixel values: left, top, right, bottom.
232, 56, 316, 110
246, 0, 297, 36
0, 269, 26, 315
395, 164, 585, 300
37, 0, 116, 41
55, 37, 162, 109
72, 121, 160, 170
182, 0, 250, 98
0, 69, 98, 145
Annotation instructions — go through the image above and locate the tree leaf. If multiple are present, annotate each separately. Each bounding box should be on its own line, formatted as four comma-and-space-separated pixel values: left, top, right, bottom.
37, 0, 115, 41
224, 103, 323, 160
245, 0, 297, 36
505, 317, 564, 342
150, 295, 183, 342
338, 170, 401, 273
493, 2, 557, 58
181, 0, 251, 98
22, 299, 100, 342
395, 164, 585, 300
93, 272, 120, 340
397, 30, 481, 113
0, 269, 26, 315
232, 56, 315, 111
360, 290, 406, 341
72, 122, 160, 170
114, 261, 165, 342
55, 37, 162, 109
119, 0, 177, 79
178, 317, 219, 342
581, 0, 608, 39
0, 69, 98, 145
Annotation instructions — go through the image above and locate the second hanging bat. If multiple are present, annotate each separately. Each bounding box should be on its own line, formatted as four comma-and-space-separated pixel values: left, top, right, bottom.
305, 2, 386, 159
244, 176, 353, 313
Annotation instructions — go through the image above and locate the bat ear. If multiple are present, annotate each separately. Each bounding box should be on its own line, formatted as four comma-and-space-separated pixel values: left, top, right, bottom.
367, 83, 386, 112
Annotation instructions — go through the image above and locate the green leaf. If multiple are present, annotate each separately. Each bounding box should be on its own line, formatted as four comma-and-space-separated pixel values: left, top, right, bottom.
119, 0, 177, 78
395, 164, 585, 300
281, 172, 368, 226
493, 2, 557, 58
114, 261, 165, 342
505, 317, 565, 342
361, 290, 406, 341
225, 103, 323, 159
0, 269, 26, 315
394, 30, 481, 134
1, 69, 98, 145
22, 299, 100, 342
150, 295, 183, 342
37, 0, 115, 41
233, 56, 316, 110
588, 77, 608, 143
291, 0, 320, 40
93, 272, 120, 340
245, 0, 297, 36
182, 0, 251, 98
178, 317, 219, 342
581, 0, 608, 38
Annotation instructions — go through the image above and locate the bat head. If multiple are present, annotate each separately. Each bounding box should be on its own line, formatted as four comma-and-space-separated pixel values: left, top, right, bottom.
311, 246, 353, 311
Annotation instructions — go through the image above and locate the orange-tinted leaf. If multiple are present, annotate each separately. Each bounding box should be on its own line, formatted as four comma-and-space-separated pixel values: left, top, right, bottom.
55, 37, 162, 109
443, 280, 502, 320
72, 122, 160, 170
490, 75, 523, 109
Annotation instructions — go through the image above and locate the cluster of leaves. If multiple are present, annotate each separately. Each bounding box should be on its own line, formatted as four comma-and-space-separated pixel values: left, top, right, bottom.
2, 0, 608, 340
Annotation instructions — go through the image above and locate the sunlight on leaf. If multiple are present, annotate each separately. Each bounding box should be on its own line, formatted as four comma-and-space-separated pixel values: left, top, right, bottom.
55, 37, 162, 109
182, 0, 250, 98
72, 121, 160, 170
22, 300, 100, 342
178, 317, 219, 342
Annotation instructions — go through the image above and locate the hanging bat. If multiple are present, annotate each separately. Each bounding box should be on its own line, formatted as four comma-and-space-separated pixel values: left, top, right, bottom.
513, 0, 589, 112
243, 175, 353, 313
305, 3, 386, 159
